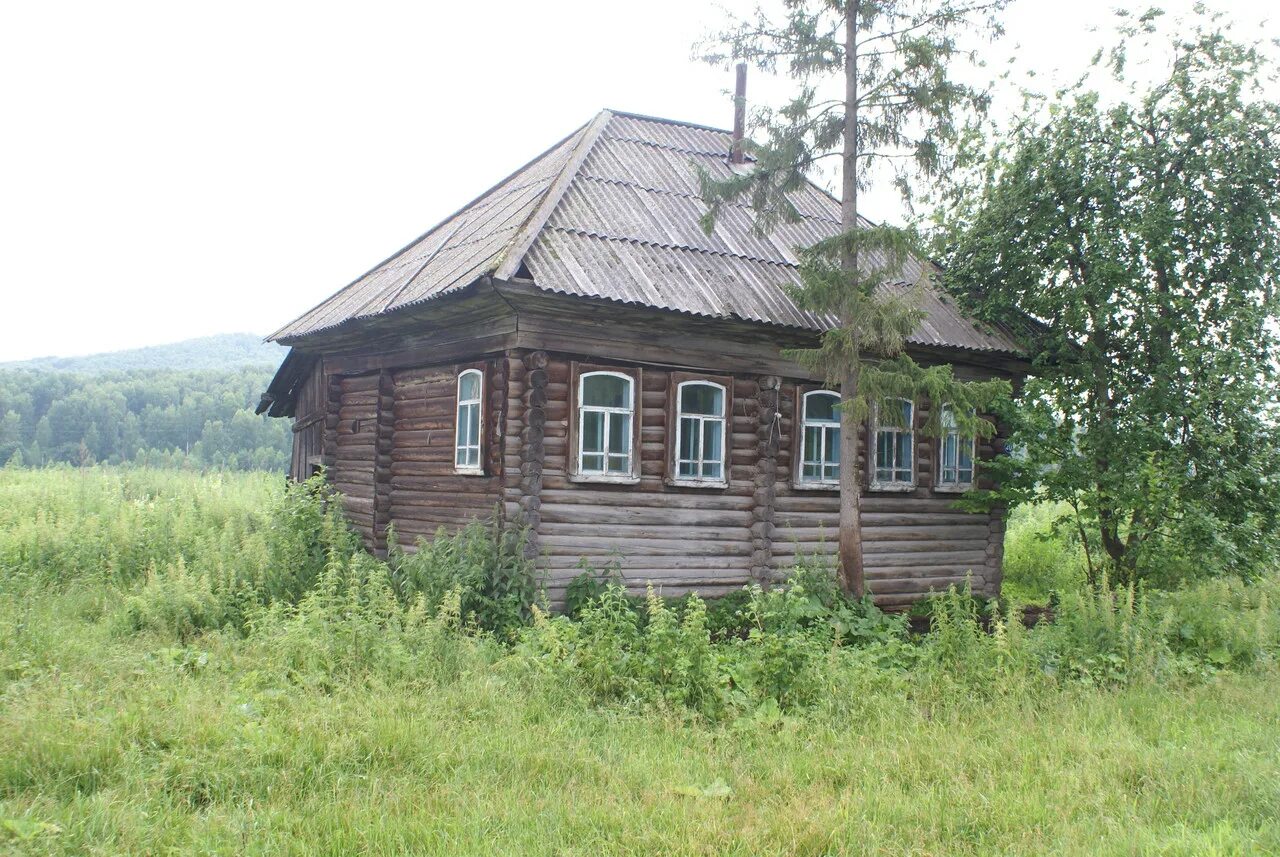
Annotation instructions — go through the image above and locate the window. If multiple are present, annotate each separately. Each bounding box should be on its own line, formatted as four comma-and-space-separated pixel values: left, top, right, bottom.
937, 405, 975, 490
674, 380, 727, 484
872, 398, 914, 488
798, 390, 841, 485
577, 370, 635, 478
454, 368, 483, 472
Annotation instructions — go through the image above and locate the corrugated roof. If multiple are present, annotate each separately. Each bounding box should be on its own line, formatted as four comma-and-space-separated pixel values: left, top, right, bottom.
270, 109, 1023, 355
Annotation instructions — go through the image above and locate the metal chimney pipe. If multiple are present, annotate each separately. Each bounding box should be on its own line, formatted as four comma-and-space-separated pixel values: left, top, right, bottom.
730, 62, 747, 164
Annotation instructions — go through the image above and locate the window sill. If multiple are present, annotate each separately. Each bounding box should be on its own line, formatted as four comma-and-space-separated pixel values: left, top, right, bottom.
933, 483, 973, 494
570, 473, 641, 486
868, 482, 915, 493
793, 480, 840, 492
454, 468, 487, 477
666, 478, 729, 490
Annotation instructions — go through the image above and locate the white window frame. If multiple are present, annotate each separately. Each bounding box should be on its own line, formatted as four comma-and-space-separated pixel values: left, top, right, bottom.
936, 404, 976, 492
870, 398, 915, 491
672, 380, 728, 487
454, 368, 484, 474
796, 389, 841, 488
575, 370, 637, 483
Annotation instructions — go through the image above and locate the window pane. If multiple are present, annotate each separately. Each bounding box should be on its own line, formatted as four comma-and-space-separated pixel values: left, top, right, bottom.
702, 419, 722, 469
805, 392, 839, 422
581, 453, 603, 472
467, 403, 480, 447
942, 433, 957, 470
582, 410, 604, 453
681, 383, 723, 416
895, 431, 913, 473
803, 426, 819, 465
899, 400, 914, 428
704, 461, 722, 479
941, 405, 956, 430
608, 413, 630, 455
959, 443, 973, 470
877, 430, 893, 468
458, 371, 481, 401
679, 416, 699, 462
582, 374, 631, 408
802, 462, 820, 479
823, 425, 840, 465
679, 460, 696, 477
607, 454, 629, 474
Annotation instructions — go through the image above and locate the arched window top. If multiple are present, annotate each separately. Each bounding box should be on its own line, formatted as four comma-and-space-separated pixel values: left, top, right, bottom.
576, 369, 637, 480
580, 371, 633, 410
678, 380, 725, 417
803, 390, 840, 424
937, 403, 975, 491
455, 367, 484, 473
798, 389, 841, 486
674, 379, 727, 485
872, 398, 914, 490
457, 368, 482, 403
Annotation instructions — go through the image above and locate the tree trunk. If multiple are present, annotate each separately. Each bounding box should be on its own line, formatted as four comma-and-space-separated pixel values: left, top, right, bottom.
838, 366, 865, 597
836, 2, 864, 598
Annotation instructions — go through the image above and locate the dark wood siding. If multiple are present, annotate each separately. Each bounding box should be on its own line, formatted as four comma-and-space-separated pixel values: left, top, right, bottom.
287, 360, 327, 482
386, 361, 504, 550
331, 373, 380, 543
536, 355, 760, 603
770, 381, 1004, 607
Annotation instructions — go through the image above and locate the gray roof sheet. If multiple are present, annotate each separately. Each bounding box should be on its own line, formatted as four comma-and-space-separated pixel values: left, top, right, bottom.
270, 109, 1022, 355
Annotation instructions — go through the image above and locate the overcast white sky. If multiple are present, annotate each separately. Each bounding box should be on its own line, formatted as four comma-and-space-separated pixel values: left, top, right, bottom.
0, 0, 1273, 361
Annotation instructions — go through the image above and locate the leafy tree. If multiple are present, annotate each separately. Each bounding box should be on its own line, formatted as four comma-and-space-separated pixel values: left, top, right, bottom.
698, 0, 1012, 596
941, 10, 1280, 584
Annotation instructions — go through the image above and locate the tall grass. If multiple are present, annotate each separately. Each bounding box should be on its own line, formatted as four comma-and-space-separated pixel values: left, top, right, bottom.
2, 466, 1279, 855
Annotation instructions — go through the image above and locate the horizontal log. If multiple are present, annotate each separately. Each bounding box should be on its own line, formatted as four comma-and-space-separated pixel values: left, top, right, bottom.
539, 522, 752, 541
540, 489, 755, 511
539, 554, 749, 571
539, 503, 751, 528
539, 535, 752, 557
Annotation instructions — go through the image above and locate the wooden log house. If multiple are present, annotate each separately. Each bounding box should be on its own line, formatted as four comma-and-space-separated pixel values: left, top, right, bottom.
258, 110, 1030, 608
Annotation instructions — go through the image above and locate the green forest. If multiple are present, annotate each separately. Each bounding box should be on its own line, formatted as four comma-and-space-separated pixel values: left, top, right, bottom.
0, 334, 290, 472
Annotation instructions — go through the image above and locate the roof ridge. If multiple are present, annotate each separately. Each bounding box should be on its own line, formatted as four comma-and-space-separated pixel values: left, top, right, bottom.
603, 108, 735, 136
575, 173, 842, 226
600, 130, 743, 161
491, 109, 615, 281
544, 224, 801, 269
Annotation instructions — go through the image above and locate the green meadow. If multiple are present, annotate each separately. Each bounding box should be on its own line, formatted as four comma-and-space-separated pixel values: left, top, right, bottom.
2, 467, 1277, 855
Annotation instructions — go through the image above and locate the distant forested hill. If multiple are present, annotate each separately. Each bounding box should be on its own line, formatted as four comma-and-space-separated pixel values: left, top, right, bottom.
0, 335, 292, 471
1, 333, 285, 373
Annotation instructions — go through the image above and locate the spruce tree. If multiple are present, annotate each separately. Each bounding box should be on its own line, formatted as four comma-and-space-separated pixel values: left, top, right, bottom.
698, 0, 1012, 596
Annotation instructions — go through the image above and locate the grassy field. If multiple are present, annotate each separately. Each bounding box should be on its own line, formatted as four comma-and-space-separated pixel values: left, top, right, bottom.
2, 467, 1278, 855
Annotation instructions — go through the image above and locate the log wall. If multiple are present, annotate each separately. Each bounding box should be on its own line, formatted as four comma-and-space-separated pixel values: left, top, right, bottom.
535, 354, 763, 603
386, 361, 504, 550
311, 345, 1007, 606
770, 381, 1003, 607
287, 360, 327, 482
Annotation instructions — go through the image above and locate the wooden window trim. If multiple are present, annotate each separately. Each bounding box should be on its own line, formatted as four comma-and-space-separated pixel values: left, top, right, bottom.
568, 361, 642, 485
793, 385, 842, 491
453, 360, 490, 477
935, 404, 978, 494
869, 398, 916, 492
665, 371, 733, 489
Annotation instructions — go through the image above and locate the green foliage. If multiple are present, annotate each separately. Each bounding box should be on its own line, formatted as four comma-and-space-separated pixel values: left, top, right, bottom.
695, 1, 1015, 596
4, 469, 1280, 852
386, 517, 540, 640
941, 10, 1280, 585
0, 363, 290, 471
999, 502, 1090, 604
